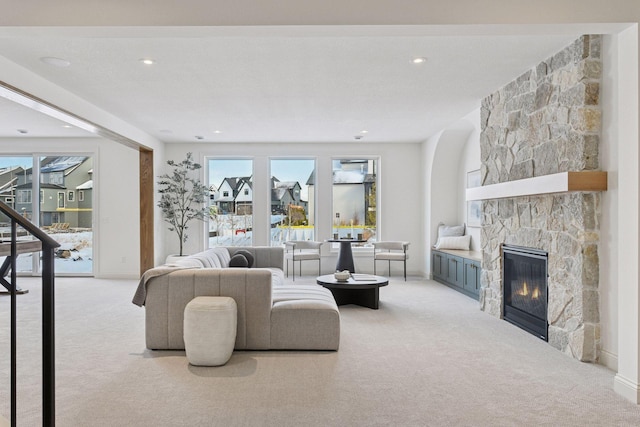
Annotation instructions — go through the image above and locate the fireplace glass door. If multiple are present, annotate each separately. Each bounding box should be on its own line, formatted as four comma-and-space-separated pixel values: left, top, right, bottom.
502, 245, 548, 341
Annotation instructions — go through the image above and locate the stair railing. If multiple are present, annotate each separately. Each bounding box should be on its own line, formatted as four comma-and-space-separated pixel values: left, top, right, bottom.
0, 201, 60, 426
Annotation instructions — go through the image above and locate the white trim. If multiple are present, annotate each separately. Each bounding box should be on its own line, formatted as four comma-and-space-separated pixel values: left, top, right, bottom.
599, 349, 618, 371
614, 373, 640, 404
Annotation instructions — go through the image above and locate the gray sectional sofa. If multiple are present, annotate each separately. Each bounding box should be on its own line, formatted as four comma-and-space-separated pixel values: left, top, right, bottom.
133, 246, 340, 351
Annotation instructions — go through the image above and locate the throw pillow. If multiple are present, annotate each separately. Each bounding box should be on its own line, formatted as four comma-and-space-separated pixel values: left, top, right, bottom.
438, 222, 466, 238
435, 235, 471, 250
228, 254, 249, 268
234, 249, 255, 268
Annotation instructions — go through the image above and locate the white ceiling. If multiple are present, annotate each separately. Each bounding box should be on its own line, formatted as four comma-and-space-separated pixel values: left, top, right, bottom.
0, 26, 583, 144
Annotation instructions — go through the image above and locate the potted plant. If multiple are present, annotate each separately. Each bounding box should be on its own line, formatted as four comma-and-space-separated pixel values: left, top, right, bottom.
157, 152, 209, 259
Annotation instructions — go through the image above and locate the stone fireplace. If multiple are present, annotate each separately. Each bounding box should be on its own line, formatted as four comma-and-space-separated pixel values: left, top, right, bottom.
479, 35, 602, 362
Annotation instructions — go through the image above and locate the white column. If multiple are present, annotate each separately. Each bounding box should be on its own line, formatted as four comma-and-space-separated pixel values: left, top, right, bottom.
614, 25, 640, 404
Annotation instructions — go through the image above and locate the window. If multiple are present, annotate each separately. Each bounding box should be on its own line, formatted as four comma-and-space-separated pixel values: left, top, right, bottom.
270, 159, 315, 246
208, 158, 253, 247
0, 155, 93, 275
332, 158, 378, 245
48, 172, 64, 185
17, 189, 31, 204
79, 190, 85, 202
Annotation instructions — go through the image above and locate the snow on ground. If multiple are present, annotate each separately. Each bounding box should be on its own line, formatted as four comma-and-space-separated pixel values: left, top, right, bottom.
12, 231, 93, 274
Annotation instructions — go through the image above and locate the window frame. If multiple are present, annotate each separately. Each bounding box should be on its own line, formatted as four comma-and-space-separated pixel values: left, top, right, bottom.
206, 157, 255, 248
268, 157, 317, 247
330, 156, 380, 251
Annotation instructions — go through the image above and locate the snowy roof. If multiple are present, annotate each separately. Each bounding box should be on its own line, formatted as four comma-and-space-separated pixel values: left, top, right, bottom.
40, 156, 88, 174
272, 188, 289, 201
273, 181, 299, 189
76, 180, 93, 190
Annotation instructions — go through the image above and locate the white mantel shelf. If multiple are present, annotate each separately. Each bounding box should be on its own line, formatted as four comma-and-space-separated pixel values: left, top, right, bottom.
466, 171, 608, 201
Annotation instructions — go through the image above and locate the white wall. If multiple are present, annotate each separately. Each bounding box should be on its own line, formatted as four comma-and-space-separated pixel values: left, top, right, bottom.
0, 137, 141, 278
600, 34, 621, 371
423, 117, 476, 267
458, 110, 482, 251
163, 141, 423, 276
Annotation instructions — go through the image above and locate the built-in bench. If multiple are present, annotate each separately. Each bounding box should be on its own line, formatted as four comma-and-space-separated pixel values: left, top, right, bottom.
431, 248, 481, 300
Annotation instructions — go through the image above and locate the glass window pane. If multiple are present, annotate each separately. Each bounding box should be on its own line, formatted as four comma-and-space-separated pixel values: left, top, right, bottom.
270, 159, 315, 246
0, 156, 33, 273
208, 159, 253, 247
40, 156, 93, 274
332, 159, 377, 246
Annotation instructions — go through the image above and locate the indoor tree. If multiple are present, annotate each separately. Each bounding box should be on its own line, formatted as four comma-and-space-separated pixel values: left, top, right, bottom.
157, 152, 209, 256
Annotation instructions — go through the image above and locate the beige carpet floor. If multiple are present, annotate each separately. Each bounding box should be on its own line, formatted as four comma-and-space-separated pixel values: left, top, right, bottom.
1, 275, 640, 426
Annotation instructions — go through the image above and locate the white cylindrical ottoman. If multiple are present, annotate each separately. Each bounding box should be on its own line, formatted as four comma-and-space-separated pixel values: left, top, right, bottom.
184, 296, 237, 366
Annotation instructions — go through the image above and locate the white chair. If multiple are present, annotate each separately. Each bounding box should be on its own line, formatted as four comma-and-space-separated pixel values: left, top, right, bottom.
284, 240, 323, 281
373, 241, 410, 281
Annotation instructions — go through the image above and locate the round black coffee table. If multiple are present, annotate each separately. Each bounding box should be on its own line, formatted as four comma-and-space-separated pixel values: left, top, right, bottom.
317, 274, 388, 309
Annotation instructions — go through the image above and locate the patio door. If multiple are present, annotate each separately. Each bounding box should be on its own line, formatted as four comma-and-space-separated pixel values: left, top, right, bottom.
0, 155, 94, 275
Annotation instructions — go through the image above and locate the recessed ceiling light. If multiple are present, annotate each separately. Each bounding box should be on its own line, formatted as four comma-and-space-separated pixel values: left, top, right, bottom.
40, 57, 71, 67
140, 58, 155, 65
412, 57, 427, 64
62, 125, 73, 129
214, 130, 222, 134
360, 130, 368, 134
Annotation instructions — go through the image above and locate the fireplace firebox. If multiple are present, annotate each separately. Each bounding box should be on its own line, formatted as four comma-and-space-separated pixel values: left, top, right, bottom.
502, 245, 548, 341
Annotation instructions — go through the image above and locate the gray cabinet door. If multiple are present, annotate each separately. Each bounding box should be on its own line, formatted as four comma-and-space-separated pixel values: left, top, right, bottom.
447, 255, 464, 288
432, 251, 446, 280
464, 259, 480, 296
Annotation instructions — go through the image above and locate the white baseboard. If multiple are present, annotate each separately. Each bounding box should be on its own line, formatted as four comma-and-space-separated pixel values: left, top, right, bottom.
599, 349, 618, 371
94, 272, 139, 280
614, 373, 640, 404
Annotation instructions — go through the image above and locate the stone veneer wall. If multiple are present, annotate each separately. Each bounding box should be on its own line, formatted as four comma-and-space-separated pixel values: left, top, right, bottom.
479, 35, 602, 362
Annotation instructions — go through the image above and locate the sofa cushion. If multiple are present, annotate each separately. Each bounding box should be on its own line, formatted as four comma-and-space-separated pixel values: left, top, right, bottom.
229, 254, 249, 267
270, 285, 340, 350
266, 268, 285, 287
235, 249, 255, 267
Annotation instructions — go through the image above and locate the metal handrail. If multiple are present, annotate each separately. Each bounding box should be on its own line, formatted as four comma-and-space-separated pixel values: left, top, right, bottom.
0, 201, 60, 426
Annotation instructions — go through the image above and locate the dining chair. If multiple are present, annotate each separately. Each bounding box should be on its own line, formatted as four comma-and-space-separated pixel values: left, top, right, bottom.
373, 241, 410, 280
284, 240, 323, 281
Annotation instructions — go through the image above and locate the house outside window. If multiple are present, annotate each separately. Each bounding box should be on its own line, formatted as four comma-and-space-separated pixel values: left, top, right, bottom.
270, 158, 315, 246
68, 191, 75, 202
331, 158, 378, 246
17, 189, 31, 204
79, 190, 84, 202
57, 192, 65, 208
208, 158, 253, 247
47, 172, 64, 185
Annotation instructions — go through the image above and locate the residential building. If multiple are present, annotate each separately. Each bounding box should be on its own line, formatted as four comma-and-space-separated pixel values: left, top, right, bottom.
13, 156, 93, 227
